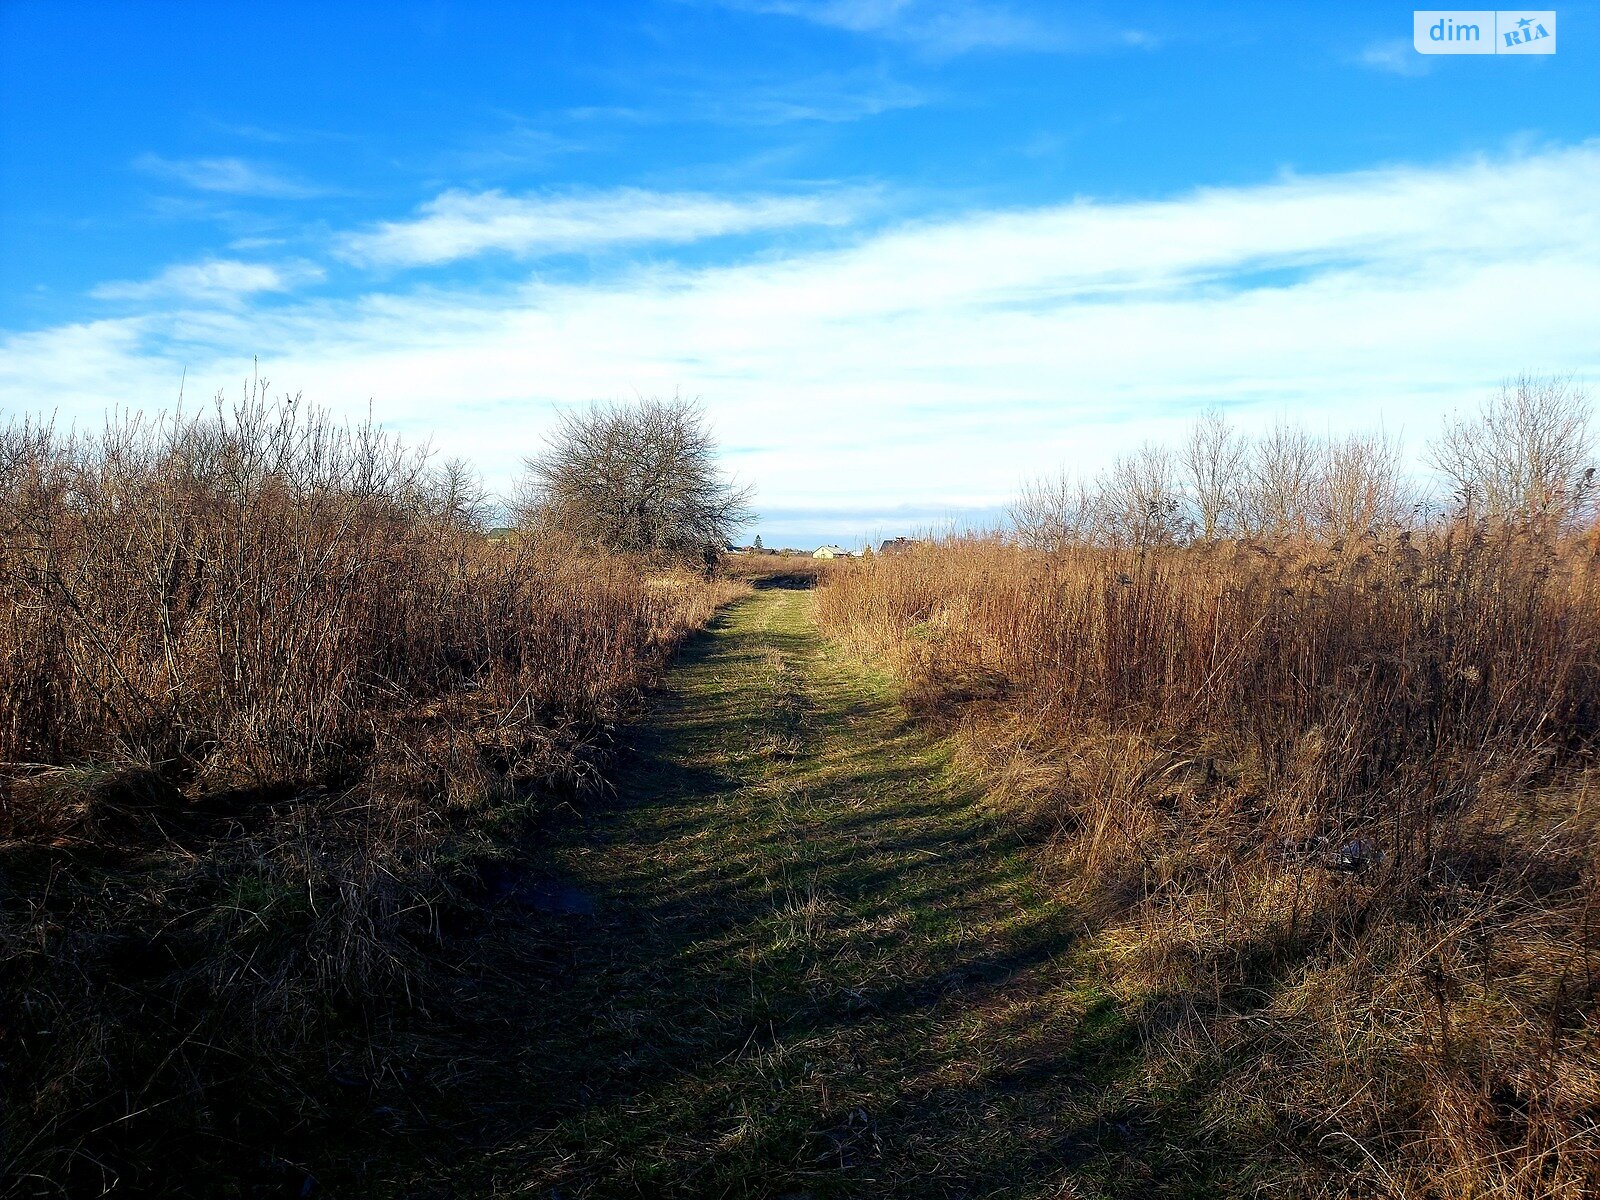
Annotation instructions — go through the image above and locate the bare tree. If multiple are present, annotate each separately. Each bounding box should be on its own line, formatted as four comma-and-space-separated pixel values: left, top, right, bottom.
1180, 408, 1247, 541
519, 398, 754, 564
1015, 446, 1186, 551
425, 455, 495, 531
1098, 442, 1186, 548
1314, 431, 1409, 540
1010, 471, 1096, 550
1241, 422, 1320, 539
1428, 375, 1595, 529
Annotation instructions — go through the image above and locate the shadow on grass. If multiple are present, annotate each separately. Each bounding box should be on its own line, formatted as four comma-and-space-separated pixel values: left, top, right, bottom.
310, 588, 1162, 1199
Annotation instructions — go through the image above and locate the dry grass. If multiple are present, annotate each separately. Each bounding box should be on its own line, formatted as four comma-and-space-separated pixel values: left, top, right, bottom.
0, 394, 744, 1195
818, 531, 1600, 1196
718, 553, 828, 587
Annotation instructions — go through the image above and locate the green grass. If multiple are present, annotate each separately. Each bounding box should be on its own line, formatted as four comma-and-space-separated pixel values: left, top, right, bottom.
318, 587, 1169, 1198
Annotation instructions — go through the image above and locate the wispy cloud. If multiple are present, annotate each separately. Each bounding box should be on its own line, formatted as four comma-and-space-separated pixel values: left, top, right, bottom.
730, 74, 925, 121
338, 187, 863, 267
718, 0, 1156, 57
755, 0, 1043, 52
1356, 38, 1431, 76
8, 145, 1598, 533
570, 72, 925, 125
446, 124, 587, 171
133, 154, 326, 198
91, 259, 323, 303
204, 119, 354, 145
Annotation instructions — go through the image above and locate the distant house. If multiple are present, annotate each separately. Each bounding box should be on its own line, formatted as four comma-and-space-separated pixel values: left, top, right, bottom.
812, 545, 848, 559
878, 537, 921, 555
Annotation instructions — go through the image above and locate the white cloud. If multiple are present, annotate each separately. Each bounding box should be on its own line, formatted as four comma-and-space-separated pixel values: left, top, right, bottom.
0, 319, 165, 419
133, 154, 325, 198
721, 0, 1156, 56
338, 187, 862, 267
1357, 39, 1430, 76
91, 259, 322, 304
6, 145, 1599, 542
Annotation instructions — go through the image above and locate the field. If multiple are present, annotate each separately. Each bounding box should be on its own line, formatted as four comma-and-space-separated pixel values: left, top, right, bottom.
818, 529, 1600, 1196
4, 389, 1600, 1198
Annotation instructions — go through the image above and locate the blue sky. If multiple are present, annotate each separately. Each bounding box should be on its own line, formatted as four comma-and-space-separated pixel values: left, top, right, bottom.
2, 1, 1598, 548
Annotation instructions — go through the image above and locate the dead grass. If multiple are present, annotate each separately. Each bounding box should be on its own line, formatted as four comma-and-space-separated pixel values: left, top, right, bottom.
817, 532, 1600, 1196
718, 553, 829, 589
0, 394, 745, 1195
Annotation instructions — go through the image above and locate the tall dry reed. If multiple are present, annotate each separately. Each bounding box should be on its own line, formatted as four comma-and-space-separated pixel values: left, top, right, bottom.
820, 530, 1600, 1196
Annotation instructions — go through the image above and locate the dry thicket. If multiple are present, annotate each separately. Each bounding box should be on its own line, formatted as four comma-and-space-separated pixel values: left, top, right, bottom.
0, 388, 741, 1194
819, 377, 1600, 1197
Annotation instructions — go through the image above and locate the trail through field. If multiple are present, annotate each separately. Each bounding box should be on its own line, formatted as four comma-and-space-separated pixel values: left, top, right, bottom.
344, 586, 1148, 1198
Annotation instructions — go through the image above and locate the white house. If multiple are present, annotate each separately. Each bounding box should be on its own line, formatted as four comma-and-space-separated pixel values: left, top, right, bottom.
812, 545, 848, 559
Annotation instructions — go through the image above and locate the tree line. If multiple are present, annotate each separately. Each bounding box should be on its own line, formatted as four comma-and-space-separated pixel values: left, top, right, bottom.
1011, 375, 1594, 549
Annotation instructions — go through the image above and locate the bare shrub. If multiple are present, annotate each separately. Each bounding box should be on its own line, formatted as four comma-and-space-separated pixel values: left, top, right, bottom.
518, 396, 754, 567
0, 384, 742, 1192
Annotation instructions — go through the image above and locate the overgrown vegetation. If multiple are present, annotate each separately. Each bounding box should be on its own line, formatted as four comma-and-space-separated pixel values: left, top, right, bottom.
11, 370, 1600, 1196
818, 377, 1600, 1197
0, 387, 744, 1195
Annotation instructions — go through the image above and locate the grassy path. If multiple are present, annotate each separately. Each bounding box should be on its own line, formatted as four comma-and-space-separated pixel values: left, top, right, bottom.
349, 586, 1146, 1198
